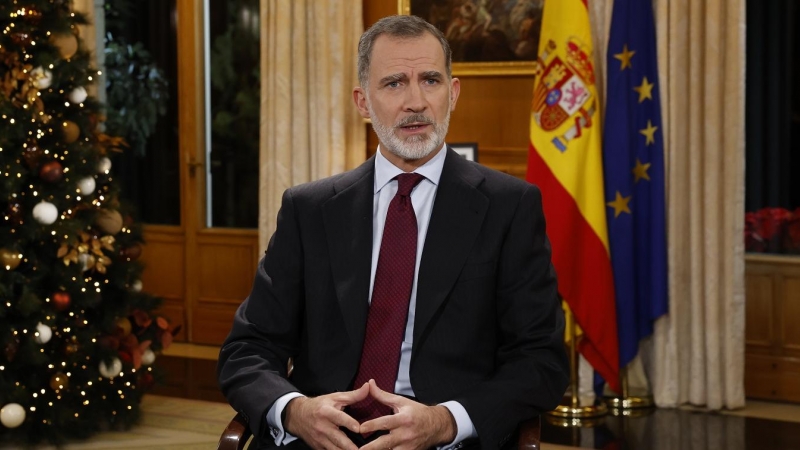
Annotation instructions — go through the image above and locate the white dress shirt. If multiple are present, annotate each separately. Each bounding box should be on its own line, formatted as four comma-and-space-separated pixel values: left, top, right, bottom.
266, 144, 477, 448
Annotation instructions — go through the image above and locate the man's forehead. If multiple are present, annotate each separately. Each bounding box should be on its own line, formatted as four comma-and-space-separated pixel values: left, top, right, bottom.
370, 33, 445, 67
368, 36, 445, 85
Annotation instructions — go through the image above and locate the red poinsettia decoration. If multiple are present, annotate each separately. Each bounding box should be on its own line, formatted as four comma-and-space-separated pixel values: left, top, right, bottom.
787, 208, 800, 250
101, 309, 179, 371
745, 207, 800, 254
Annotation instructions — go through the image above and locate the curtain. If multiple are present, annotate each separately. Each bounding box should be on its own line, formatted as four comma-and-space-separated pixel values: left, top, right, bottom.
258, 0, 366, 251
71, 0, 106, 102
650, 0, 746, 409
584, 0, 747, 409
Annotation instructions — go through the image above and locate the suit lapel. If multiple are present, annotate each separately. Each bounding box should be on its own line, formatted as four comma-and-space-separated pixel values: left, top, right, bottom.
322, 158, 375, 347
414, 149, 489, 345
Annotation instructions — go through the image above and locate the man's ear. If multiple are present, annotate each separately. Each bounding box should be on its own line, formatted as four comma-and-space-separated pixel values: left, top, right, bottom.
449, 77, 461, 111
353, 87, 371, 119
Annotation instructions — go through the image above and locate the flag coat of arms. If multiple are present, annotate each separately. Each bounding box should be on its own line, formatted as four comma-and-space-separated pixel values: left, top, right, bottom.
526, 0, 620, 392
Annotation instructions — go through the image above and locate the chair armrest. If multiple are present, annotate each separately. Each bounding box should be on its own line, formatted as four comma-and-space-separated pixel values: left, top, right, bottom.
217, 412, 252, 450
517, 416, 541, 450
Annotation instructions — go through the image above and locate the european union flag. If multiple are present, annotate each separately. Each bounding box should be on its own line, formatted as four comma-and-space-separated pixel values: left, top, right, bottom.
602, 0, 668, 371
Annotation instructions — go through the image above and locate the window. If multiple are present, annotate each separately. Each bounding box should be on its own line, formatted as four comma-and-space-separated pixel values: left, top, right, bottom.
745, 0, 800, 255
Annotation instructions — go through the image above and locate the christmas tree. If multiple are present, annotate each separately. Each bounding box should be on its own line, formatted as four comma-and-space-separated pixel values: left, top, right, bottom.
0, 0, 175, 444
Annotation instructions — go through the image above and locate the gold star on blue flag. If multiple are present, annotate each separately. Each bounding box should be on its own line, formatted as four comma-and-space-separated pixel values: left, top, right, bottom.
602, 0, 668, 373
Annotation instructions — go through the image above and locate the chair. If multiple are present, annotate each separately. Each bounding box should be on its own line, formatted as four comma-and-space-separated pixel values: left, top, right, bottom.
217, 413, 541, 450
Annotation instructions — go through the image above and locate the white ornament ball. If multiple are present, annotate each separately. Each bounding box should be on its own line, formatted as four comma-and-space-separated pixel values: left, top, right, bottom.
34, 322, 52, 344
131, 280, 143, 292
32, 201, 58, 225
0, 403, 26, 429
141, 349, 156, 366
77, 177, 96, 195
78, 253, 91, 271
31, 66, 53, 90
68, 86, 88, 104
99, 357, 122, 379
97, 157, 112, 174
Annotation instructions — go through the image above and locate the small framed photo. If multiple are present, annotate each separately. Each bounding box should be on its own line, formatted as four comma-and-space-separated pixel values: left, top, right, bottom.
450, 143, 478, 162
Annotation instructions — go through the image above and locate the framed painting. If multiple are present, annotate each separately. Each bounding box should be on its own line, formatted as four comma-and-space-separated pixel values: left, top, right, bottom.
450, 142, 478, 162
398, 0, 542, 76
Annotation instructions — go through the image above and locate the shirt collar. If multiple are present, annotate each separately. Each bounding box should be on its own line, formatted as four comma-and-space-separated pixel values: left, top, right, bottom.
374, 144, 447, 194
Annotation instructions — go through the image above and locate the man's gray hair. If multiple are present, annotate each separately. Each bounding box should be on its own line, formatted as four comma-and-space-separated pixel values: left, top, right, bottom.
357, 15, 452, 87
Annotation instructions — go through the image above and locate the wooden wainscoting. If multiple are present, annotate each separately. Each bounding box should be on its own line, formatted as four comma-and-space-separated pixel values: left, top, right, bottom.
141, 226, 188, 342
745, 254, 800, 403
192, 229, 259, 345
140, 226, 259, 346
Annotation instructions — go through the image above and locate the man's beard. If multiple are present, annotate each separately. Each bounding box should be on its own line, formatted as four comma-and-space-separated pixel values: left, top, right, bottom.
368, 100, 451, 161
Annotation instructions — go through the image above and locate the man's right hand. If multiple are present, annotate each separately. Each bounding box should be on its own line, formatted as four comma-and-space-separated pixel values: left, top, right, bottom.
284, 382, 370, 450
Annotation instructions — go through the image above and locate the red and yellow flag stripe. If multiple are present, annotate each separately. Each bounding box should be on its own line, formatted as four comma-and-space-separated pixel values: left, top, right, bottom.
526, 0, 620, 392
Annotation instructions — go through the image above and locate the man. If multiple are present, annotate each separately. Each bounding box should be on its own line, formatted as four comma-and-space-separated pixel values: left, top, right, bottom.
217, 15, 568, 450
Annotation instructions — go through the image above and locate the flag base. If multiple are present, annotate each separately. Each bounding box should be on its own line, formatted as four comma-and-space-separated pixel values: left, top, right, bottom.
547, 401, 608, 419
603, 394, 655, 417
545, 413, 606, 428
603, 394, 654, 409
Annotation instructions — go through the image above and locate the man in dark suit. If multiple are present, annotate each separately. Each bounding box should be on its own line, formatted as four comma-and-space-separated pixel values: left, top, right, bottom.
217, 15, 568, 450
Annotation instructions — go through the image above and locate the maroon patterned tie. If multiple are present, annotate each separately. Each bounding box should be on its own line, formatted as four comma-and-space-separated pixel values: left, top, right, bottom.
349, 173, 425, 423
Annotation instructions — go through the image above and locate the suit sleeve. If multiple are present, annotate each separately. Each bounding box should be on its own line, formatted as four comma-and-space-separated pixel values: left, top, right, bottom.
217, 188, 304, 442
456, 184, 569, 449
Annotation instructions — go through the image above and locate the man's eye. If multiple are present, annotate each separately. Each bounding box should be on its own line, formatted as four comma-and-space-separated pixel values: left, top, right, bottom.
388, 81, 400, 88
424, 79, 438, 85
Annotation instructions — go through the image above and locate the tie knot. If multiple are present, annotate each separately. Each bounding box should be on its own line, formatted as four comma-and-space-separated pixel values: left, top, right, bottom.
395, 173, 425, 197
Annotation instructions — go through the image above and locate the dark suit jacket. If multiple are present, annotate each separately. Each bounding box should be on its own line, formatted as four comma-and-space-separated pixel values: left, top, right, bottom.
217, 148, 569, 449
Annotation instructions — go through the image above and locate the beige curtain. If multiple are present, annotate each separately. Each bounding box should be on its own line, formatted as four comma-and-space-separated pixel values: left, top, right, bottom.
651, 0, 746, 410
259, 0, 366, 251
586, 0, 747, 409
71, 0, 106, 102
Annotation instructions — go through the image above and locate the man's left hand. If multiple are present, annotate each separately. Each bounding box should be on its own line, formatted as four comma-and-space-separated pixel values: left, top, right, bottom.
359, 379, 457, 450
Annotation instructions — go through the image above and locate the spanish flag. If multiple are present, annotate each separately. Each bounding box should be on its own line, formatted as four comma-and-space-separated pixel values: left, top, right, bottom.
526, 0, 620, 392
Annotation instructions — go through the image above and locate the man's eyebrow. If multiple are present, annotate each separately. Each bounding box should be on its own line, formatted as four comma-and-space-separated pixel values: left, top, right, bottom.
420, 70, 444, 80
378, 73, 408, 85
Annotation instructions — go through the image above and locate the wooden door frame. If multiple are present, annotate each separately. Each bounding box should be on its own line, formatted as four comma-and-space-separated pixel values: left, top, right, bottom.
142, 0, 259, 345
176, 0, 205, 342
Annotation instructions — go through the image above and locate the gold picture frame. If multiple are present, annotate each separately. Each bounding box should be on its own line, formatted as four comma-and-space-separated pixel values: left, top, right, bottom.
397, 0, 544, 76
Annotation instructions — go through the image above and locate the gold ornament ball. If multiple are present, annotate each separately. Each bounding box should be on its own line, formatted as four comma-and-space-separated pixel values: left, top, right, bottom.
62, 121, 80, 143
95, 209, 123, 235
115, 317, 132, 337
50, 32, 78, 59
64, 343, 79, 355
0, 249, 21, 270
49, 372, 69, 391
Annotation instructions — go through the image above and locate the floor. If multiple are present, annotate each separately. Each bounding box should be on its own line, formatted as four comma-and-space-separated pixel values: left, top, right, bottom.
6, 343, 796, 449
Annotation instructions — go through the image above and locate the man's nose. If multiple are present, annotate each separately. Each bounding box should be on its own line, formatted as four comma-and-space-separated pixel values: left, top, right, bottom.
403, 82, 426, 113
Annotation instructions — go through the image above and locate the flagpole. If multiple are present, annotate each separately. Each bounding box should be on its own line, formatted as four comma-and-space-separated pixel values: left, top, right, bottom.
547, 307, 608, 426
603, 367, 654, 415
